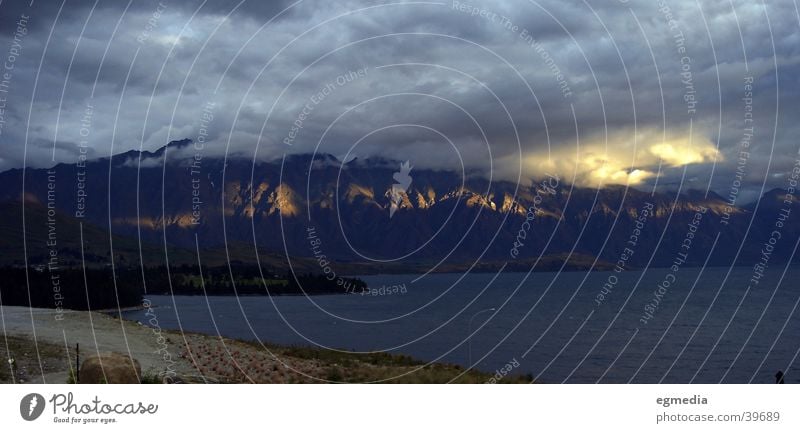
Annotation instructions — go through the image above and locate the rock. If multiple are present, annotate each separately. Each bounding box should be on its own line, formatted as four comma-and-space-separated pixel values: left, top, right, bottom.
79, 352, 141, 384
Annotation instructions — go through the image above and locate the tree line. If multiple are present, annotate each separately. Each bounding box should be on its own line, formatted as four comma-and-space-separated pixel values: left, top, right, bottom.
0, 265, 368, 310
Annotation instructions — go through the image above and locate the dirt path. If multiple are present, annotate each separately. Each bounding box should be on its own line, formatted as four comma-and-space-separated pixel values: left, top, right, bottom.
0, 306, 194, 383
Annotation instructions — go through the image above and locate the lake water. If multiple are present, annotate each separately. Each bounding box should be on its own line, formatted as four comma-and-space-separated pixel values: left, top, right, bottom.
120, 266, 800, 383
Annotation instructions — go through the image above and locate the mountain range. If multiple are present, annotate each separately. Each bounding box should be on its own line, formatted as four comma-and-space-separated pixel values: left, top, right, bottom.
0, 139, 797, 273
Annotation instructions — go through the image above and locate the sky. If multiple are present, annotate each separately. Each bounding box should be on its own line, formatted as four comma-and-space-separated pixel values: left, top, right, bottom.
0, 0, 798, 201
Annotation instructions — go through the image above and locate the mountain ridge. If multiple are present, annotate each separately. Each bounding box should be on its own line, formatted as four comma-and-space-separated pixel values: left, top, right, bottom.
0, 139, 796, 270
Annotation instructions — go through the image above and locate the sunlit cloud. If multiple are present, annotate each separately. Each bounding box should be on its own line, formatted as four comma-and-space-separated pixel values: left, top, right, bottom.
649, 140, 720, 167
522, 129, 720, 187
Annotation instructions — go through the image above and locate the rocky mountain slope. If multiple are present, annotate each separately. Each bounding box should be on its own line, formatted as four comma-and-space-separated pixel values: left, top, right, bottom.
0, 139, 796, 270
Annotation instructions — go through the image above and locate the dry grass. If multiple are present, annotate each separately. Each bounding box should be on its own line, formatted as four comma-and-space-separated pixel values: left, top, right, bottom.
0, 335, 70, 383
177, 334, 532, 384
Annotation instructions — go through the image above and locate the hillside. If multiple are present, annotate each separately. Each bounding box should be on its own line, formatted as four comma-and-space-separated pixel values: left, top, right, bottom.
0, 140, 796, 270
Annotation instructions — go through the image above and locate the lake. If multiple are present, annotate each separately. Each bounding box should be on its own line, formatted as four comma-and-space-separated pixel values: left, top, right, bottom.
120, 266, 800, 383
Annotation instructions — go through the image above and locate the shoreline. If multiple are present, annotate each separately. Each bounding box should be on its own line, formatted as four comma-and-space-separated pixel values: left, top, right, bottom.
0, 305, 531, 384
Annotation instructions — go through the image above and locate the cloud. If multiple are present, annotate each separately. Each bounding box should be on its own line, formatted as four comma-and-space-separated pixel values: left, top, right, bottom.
649, 141, 720, 167
522, 128, 720, 187
0, 0, 795, 196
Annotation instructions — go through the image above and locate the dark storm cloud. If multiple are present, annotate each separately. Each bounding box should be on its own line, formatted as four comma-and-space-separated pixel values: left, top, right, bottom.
0, 0, 798, 195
